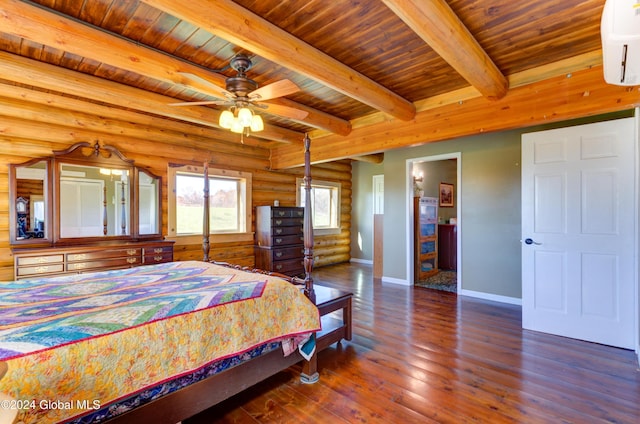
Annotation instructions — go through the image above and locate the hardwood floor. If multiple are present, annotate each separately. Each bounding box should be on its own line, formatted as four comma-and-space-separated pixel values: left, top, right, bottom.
191, 262, 640, 423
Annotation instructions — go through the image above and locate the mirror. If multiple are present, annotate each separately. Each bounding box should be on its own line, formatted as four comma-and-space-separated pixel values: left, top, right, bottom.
58, 163, 131, 238
138, 168, 161, 236
9, 142, 162, 245
10, 159, 50, 242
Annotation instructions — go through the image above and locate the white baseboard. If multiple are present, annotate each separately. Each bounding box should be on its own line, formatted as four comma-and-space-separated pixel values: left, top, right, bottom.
350, 258, 373, 265
459, 289, 522, 305
381, 276, 411, 286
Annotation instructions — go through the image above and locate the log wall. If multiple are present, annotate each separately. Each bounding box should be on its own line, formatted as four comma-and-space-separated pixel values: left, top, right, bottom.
0, 82, 351, 281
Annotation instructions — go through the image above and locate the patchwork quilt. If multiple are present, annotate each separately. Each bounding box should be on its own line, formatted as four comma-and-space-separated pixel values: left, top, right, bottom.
0, 261, 320, 423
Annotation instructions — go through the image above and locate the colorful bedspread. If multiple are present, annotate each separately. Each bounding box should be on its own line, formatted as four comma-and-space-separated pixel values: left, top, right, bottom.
0, 261, 320, 423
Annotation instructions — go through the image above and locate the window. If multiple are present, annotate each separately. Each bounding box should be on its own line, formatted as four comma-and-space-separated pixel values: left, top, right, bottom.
168, 165, 251, 241
297, 178, 341, 235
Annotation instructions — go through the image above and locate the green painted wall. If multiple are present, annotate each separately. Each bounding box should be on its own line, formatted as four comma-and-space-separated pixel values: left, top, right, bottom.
351, 110, 634, 299
350, 161, 383, 261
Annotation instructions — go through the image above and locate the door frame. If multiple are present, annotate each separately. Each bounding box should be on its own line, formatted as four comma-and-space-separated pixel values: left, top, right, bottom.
406, 152, 461, 288
635, 110, 640, 359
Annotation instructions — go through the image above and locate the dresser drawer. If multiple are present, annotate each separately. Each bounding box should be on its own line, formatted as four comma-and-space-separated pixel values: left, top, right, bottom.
66, 248, 141, 262
144, 245, 173, 255
271, 258, 304, 275
143, 251, 173, 264
272, 246, 305, 261
272, 217, 304, 227
271, 234, 304, 246
16, 254, 64, 266
67, 256, 141, 272
17, 263, 65, 277
271, 225, 303, 236
271, 207, 304, 218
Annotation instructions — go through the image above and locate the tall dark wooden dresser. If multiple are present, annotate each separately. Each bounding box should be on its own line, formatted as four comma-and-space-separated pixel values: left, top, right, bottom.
254, 206, 305, 277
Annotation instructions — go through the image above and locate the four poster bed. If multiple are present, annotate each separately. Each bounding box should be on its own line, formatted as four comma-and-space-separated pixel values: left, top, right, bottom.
0, 136, 322, 424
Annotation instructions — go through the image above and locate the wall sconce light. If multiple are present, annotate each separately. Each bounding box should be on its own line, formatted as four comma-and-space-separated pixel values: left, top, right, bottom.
412, 171, 424, 197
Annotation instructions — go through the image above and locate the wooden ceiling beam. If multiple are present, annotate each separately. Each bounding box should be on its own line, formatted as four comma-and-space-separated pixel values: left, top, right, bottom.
271, 66, 640, 168
351, 154, 385, 164
382, 0, 508, 100
0, 51, 304, 144
309, 51, 604, 139
141, 0, 416, 121
0, 0, 347, 136
265, 98, 352, 136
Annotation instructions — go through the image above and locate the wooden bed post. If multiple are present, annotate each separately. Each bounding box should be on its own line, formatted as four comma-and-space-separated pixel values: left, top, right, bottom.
300, 133, 319, 384
202, 162, 210, 262
302, 133, 315, 303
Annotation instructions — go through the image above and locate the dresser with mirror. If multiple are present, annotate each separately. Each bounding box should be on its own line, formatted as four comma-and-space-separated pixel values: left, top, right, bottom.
9, 142, 173, 280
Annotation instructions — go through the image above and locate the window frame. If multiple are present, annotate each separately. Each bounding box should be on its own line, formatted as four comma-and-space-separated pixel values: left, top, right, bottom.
296, 178, 341, 236
168, 164, 253, 243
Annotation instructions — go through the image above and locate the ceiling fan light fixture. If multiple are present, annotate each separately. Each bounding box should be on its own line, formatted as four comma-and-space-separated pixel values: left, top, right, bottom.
237, 107, 253, 127
250, 114, 264, 132
230, 118, 244, 133
219, 110, 234, 129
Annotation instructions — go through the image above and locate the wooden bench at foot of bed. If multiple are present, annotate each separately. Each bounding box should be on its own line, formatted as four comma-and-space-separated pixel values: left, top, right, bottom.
301, 284, 353, 383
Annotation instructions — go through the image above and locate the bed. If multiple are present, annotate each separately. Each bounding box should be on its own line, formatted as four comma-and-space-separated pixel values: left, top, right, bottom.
0, 135, 320, 423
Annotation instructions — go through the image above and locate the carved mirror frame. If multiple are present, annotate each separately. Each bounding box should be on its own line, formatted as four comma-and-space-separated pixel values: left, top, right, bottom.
9, 142, 162, 246
9, 157, 53, 245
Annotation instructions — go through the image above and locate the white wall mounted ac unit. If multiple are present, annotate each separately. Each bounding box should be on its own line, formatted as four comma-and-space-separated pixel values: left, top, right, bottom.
601, 0, 640, 86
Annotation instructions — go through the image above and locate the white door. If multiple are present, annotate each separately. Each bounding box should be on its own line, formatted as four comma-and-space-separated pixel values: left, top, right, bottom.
521, 118, 636, 349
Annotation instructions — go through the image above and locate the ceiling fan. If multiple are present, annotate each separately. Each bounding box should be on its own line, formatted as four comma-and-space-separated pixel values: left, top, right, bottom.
171, 54, 309, 132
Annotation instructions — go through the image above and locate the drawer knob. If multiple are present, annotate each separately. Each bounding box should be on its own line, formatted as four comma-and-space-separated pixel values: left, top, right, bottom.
275, 219, 283, 225
275, 252, 283, 258
275, 228, 283, 234
127, 249, 137, 255
277, 211, 286, 217
275, 264, 283, 270
275, 238, 283, 244
127, 258, 137, 264
154, 248, 163, 253
154, 255, 163, 261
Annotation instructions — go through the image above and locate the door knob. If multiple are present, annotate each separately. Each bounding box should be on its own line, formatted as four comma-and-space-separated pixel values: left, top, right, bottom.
523, 238, 541, 245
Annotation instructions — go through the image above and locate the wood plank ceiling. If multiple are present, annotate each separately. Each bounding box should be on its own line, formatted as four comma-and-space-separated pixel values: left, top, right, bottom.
0, 0, 638, 167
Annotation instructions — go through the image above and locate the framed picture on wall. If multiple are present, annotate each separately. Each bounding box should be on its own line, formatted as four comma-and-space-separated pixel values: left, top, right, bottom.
439, 182, 454, 207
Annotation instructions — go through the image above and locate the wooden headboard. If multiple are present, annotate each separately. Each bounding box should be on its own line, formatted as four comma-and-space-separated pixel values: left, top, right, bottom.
201, 134, 315, 301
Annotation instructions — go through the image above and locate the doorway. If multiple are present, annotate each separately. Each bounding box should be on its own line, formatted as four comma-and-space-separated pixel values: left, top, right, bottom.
407, 153, 461, 292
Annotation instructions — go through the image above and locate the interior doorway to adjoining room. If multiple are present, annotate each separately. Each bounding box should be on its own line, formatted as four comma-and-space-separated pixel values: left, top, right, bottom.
408, 153, 461, 293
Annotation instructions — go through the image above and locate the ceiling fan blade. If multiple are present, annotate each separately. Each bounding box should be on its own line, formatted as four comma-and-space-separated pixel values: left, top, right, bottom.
261, 101, 309, 120
177, 72, 232, 99
169, 100, 227, 106
249, 79, 300, 101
